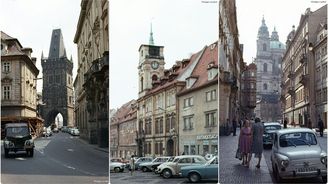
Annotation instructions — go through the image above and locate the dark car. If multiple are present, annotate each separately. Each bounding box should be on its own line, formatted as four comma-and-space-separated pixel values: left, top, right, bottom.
3, 123, 34, 157
263, 122, 282, 147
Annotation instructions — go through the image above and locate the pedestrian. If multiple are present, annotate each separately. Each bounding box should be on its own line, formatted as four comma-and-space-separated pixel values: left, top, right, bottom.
318, 117, 324, 137
239, 119, 243, 129
232, 118, 237, 136
238, 120, 252, 167
249, 117, 264, 169
130, 155, 135, 176
283, 118, 287, 129
308, 118, 312, 129
225, 118, 230, 135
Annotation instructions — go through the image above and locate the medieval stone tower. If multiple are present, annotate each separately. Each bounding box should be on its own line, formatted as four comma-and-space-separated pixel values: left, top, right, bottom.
41, 29, 74, 127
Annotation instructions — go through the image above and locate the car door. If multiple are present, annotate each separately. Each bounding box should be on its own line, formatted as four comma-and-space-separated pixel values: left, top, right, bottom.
177, 158, 192, 174
271, 133, 278, 165
206, 157, 218, 179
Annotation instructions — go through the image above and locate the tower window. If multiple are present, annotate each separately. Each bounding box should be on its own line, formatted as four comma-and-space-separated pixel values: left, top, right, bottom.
152, 75, 158, 82
140, 77, 144, 92
264, 83, 268, 90
263, 63, 267, 72
263, 44, 267, 51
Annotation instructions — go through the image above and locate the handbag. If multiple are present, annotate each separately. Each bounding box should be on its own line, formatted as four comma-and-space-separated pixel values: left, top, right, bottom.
235, 148, 242, 160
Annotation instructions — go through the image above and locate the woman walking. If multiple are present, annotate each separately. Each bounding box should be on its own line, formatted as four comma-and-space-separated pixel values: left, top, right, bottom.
249, 117, 264, 168
238, 120, 252, 167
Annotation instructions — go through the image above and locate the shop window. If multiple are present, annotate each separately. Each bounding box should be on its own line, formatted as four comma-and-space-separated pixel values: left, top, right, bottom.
211, 144, 218, 154
203, 145, 209, 155
190, 145, 196, 155
183, 145, 189, 155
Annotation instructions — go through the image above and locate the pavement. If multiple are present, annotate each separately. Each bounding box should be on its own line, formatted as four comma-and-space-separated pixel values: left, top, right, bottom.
1, 132, 109, 184
219, 128, 273, 184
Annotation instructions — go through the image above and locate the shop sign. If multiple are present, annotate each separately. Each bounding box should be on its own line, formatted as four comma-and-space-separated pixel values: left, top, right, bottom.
203, 140, 209, 145
196, 134, 218, 140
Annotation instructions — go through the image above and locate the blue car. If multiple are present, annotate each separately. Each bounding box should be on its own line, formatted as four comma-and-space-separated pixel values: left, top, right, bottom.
180, 156, 218, 183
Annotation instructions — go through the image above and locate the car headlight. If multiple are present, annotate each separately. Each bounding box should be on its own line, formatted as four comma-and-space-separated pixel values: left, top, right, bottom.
25, 139, 34, 146
4, 140, 10, 145
321, 156, 327, 165
281, 160, 289, 168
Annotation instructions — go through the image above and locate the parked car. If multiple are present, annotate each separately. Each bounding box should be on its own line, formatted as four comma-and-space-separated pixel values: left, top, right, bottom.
53, 127, 59, 133
263, 122, 282, 147
71, 128, 79, 136
133, 157, 153, 170
156, 155, 207, 179
271, 128, 327, 183
180, 156, 218, 183
155, 156, 175, 173
61, 126, 68, 133
3, 123, 34, 157
110, 161, 125, 173
140, 157, 171, 172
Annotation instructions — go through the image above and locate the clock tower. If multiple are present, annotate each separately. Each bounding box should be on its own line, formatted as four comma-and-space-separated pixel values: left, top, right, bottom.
138, 25, 165, 97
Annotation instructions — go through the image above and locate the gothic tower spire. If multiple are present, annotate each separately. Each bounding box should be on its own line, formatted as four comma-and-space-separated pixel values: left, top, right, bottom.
48, 29, 66, 59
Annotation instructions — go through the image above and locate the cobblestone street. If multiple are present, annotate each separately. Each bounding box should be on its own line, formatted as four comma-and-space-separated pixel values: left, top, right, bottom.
219, 128, 272, 184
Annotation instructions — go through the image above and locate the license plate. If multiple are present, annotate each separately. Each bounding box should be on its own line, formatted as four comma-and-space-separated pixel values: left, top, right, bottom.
297, 167, 317, 173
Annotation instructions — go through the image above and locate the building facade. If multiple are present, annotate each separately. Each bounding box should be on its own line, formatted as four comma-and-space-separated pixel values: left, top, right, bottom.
281, 5, 327, 127
241, 63, 257, 119
110, 100, 138, 159
255, 17, 285, 122
41, 29, 74, 127
177, 42, 218, 156
219, 0, 244, 128
74, 0, 109, 147
1, 31, 39, 118
314, 20, 327, 128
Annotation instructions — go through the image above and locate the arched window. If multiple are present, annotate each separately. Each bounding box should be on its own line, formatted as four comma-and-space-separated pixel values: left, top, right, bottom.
263, 63, 267, 72
263, 43, 267, 51
152, 75, 158, 82
264, 83, 268, 90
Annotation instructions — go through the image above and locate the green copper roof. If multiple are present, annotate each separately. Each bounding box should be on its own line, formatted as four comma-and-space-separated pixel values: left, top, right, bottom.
270, 40, 285, 49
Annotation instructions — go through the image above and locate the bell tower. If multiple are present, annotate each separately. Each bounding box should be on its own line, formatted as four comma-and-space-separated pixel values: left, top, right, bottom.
138, 24, 165, 97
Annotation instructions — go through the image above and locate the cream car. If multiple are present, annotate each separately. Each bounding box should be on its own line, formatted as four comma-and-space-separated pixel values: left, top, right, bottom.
271, 128, 327, 183
156, 155, 207, 179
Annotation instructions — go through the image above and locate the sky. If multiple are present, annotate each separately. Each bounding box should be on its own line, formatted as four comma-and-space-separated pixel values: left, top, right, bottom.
110, 0, 218, 109
236, 0, 326, 64
0, 0, 81, 93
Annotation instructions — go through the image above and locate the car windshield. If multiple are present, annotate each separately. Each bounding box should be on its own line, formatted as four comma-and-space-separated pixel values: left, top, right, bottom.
265, 125, 281, 131
279, 132, 317, 147
173, 158, 180, 163
6, 127, 29, 137
167, 157, 175, 162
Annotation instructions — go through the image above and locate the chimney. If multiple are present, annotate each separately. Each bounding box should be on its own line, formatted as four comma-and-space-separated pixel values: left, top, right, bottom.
21, 47, 33, 58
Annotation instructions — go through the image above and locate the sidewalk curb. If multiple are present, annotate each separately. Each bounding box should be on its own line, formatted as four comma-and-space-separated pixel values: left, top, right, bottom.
76, 136, 109, 153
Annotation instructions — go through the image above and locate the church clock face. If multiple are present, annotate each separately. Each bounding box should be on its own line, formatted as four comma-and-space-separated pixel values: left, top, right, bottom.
151, 61, 159, 69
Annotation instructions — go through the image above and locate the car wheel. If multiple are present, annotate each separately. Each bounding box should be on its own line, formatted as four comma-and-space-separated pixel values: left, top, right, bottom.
322, 176, 327, 183
188, 172, 201, 183
162, 169, 172, 179
29, 149, 34, 157
4, 148, 9, 158
142, 167, 148, 172
114, 167, 121, 173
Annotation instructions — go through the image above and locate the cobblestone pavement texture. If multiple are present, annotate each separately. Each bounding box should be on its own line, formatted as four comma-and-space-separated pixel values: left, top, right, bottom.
219, 128, 273, 184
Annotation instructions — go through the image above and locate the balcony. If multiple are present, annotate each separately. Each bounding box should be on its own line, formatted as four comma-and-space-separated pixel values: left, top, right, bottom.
288, 87, 295, 95
299, 54, 307, 64
287, 71, 294, 79
299, 74, 309, 85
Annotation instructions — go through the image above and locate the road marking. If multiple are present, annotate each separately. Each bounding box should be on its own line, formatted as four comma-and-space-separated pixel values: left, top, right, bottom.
15, 157, 27, 161
67, 149, 74, 152
93, 180, 109, 183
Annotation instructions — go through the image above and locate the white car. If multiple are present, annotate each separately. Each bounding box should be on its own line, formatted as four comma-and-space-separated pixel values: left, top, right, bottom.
71, 129, 79, 136
156, 155, 207, 179
110, 161, 125, 173
271, 128, 327, 182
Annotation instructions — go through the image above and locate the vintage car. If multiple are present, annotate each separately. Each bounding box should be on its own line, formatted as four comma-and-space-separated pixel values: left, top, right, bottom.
110, 161, 125, 173
134, 157, 153, 170
156, 155, 207, 179
3, 123, 35, 157
139, 156, 171, 172
180, 156, 218, 183
263, 122, 282, 147
271, 128, 327, 182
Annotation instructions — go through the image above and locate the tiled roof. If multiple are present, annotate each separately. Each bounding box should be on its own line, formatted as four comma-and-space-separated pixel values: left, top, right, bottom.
1, 31, 15, 40
111, 100, 137, 124
144, 49, 204, 96
1, 31, 25, 56
178, 41, 218, 94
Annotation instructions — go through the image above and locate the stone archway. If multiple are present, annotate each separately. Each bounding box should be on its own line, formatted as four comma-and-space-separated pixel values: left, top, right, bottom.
166, 139, 174, 156
45, 109, 67, 127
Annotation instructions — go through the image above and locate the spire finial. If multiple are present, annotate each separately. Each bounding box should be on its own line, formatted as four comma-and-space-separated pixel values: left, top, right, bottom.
149, 23, 154, 45
262, 15, 265, 25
